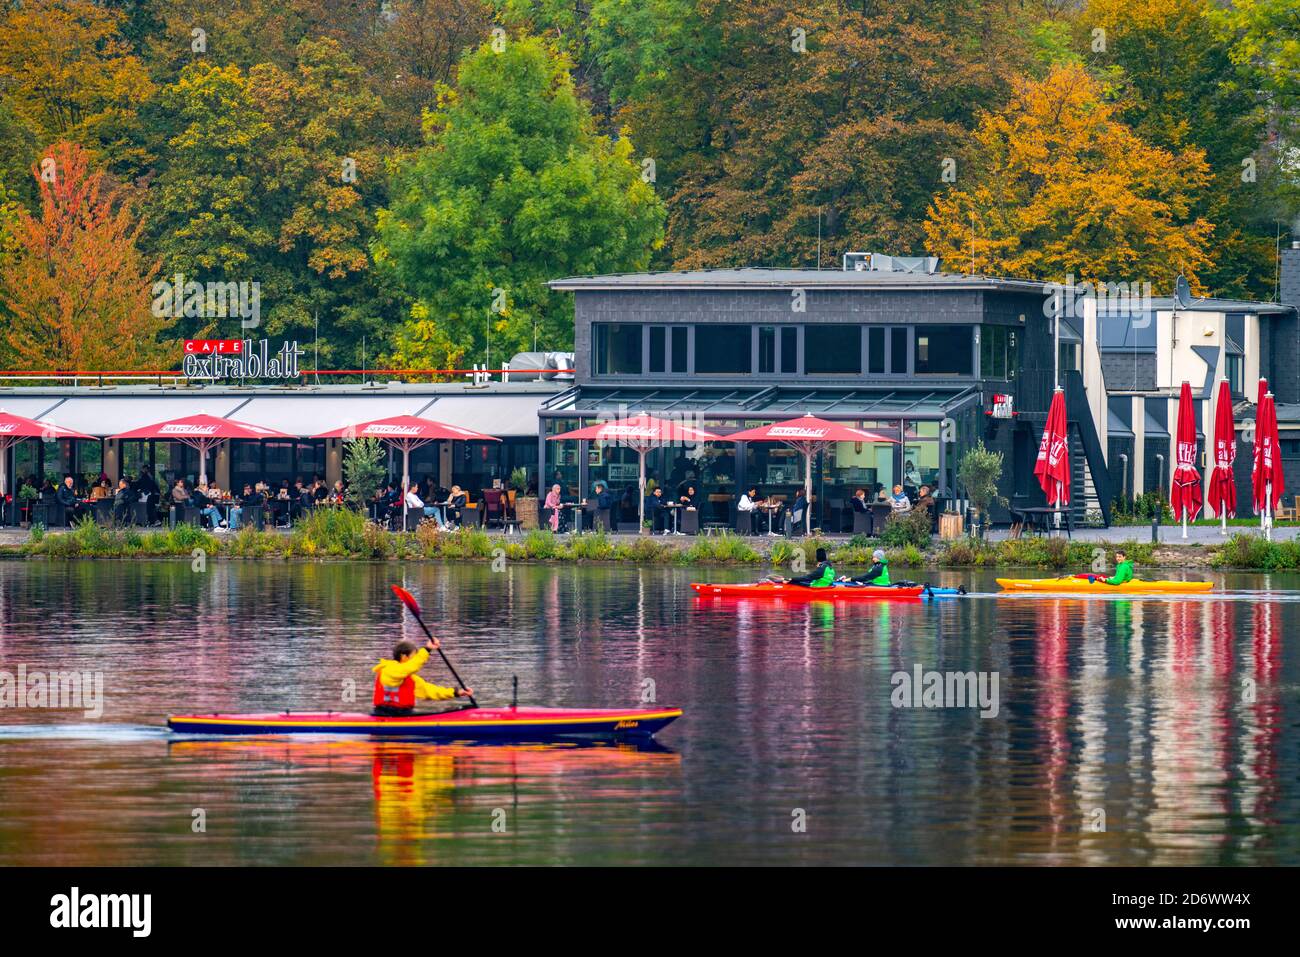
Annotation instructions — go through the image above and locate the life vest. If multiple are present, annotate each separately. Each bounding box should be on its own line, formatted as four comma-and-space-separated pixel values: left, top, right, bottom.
373, 674, 415, 709
811, 563, 836, 587
871, 559, 891, 586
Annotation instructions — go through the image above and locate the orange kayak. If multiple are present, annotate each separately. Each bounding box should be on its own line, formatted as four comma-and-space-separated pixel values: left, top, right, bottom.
691, 582, 923, 600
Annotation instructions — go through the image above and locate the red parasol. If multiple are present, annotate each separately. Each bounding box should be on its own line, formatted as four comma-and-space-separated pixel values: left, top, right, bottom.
1207, 379, 1236, 528
1169, 381, 1202, 533
314, 415, 500, 527
725, 415, 897, 535
112, 413, 291, 485
0, 409, 95, 502
548, 414, 721, 529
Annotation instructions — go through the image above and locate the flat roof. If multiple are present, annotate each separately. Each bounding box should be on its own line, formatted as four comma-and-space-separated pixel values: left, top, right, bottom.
550, 268, 1047, 294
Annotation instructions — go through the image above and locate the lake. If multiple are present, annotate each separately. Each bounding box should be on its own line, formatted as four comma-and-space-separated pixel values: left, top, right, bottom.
0, 559, 1296, 865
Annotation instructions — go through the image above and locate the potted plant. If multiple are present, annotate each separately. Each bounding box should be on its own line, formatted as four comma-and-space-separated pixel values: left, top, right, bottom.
510, 467, 538, 529
17, 484, 36, 527
957, 440, 1005, 539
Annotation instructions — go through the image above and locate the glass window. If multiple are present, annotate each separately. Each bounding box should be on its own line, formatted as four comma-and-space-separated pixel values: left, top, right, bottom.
890, 328, 908, 374
914, 325, 973, 375
1058, 341, 1078, 374
695, 325, 752, 374
1226, 354, 1243, 396
649, 327, 665, 373
758, 326, 776, 374
671, 327, 688, 373
805, 326, 861, 374
781, 327, 798, 373
593, 323, 643, 375
868, 327, 885, 374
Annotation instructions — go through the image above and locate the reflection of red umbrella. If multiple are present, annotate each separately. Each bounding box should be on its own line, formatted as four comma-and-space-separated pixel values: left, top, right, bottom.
112, 413, 291, 485
1170, 381, 1202, 535
1252, 388, 1284, 539
0, 410, 95, 500
1207, 380, 1236, 531
724, 415, 897, 535
548, 414, 721, 530
314, 415, 500, 527
1034, 389, 1070, 530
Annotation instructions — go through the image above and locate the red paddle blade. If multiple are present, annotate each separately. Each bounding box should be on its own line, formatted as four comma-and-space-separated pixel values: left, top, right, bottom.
390, 585, 421, 617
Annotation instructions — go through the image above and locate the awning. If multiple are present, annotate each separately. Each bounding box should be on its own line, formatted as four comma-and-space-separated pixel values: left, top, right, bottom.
418, 393, 552, 437
545, 386, 979, 421
39, 397, 248, 437
233, 395, 430, 438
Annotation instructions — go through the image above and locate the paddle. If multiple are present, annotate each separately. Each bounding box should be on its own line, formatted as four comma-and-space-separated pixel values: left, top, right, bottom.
390, 585, 478, 707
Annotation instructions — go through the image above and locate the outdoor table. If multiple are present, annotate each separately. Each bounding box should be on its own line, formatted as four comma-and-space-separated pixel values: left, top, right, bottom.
1009, 506, 1073, 538
760, 502, 782, 536
564, 502, 584, 533
662, 501, 684, 535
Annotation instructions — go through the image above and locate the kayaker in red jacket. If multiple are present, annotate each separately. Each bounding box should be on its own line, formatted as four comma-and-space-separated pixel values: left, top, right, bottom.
372, 639, 473, 716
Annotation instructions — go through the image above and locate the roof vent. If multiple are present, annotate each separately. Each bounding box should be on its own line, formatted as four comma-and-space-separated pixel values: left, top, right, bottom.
843, 252, 940, 274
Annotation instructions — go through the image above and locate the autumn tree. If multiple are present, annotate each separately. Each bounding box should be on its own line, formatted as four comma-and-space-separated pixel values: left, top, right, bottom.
373, 34, 665, 369
0, 0, 155, 177
924, 63, 1214, 291
0, 142, 167, 370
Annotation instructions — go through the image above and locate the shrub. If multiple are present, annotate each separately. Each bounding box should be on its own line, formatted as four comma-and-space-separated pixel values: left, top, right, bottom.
880, 509, 932, 549
523, 529, 563, 560
680, 531, 760, 564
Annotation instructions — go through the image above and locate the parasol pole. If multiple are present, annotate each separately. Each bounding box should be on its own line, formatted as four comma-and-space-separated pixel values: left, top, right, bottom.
804, 444, 813, 536
638, 445, 646, 531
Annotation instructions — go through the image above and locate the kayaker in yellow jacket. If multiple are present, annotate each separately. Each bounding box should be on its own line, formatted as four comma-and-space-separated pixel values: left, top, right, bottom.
372, 639, 473, 716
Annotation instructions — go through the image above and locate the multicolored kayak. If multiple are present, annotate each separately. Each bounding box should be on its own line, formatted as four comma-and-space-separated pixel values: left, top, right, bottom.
691, 582, 923, 600
167, 706, 682, 740
996, 577, 1213, 594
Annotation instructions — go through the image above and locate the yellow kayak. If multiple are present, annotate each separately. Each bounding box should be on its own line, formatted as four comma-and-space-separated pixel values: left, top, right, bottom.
996, 576, 1213, 594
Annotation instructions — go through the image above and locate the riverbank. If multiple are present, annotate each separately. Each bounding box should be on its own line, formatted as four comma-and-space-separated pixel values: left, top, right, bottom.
4, 511, 1298, 569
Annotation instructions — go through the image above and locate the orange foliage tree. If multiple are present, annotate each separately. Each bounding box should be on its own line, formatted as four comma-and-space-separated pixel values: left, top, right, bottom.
0, 141, 168, 371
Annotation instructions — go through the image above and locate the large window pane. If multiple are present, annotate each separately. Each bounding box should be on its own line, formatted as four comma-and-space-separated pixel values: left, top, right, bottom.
593, 323, 643, 375
649, 327, 665, 373
890, 328, 908, 374
695, 325, 752, 374
805, 326, 861, 374
914, 325, 973, 375
781, 327, 798, 373
671, 327, 688, 372
868, 327, 885, 374
758, 326, 776, 373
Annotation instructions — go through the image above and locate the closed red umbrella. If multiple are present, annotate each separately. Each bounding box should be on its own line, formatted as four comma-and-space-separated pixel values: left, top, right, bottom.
1033, 389, 1070, 532
1252, 387, 1284, 540
725, 415, 897, 535
547, 414, 721, 530
112, 413, 291, 486
1169, 381, 1202, 536
1207, 379, 1236, 532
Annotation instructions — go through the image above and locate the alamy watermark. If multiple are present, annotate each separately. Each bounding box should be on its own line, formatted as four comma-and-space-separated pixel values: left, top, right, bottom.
1043, 274, 1153, 324
0, 665, 104, 719
891, 664, 999, 718
151, 272, 261, 329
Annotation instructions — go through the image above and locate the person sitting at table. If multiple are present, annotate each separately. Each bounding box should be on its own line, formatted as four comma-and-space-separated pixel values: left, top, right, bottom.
787, 488, 808, 533
403, 485, 425, 521
914, 485, 935, 515
331, 479, 346, 504
679, 485, 699, 511
228, 483, 258, 531
53, 475, 79, 524
112, 478, 133, 524
89, 478, 111, 500
890, 484, 912, 513
312, 477, 329, 503
738, 486, 760, 513
135, 467, 160, 499
442, 485, 468, 528
171, 478, 190, 506
544, 484, 563, 532
850, 488, 869, 513
197, 483, 228, 530
643, 485, 668, 534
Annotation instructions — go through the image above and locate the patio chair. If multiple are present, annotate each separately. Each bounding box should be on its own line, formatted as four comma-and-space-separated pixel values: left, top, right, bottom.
482, 489, 506, 528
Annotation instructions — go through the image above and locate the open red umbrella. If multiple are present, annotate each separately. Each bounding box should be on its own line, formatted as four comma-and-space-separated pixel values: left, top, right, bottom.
314, 415, 500, 527
547, 414, 721, 530
1252, 387, 1284, 540
1169, 381, 1202, 537
1207, 379, 1236, 532
0, 409, 95, 505
1033, 388, 1070, 531
724, 415, 897, 535
112, 413, 291, 486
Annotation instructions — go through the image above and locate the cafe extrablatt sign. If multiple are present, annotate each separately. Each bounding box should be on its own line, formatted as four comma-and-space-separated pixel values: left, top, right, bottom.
182, 339, 303, 380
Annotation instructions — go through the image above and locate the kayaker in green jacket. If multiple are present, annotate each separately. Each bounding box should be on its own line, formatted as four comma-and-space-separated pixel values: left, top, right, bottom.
787, 547, 835, 587
1089, 549, 1134, 586
842, 548, 891, 586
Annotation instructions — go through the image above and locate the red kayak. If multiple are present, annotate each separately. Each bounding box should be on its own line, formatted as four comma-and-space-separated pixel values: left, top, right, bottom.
691, 582, 923, 600
167, 706, 682, 740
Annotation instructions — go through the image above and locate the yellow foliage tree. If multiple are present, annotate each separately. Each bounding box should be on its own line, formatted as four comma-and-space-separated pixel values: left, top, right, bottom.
924, 63, 1214, 292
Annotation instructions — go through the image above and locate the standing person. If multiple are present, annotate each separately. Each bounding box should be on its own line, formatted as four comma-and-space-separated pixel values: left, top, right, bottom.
904, 459, 922, 488
544, 484, 563, 532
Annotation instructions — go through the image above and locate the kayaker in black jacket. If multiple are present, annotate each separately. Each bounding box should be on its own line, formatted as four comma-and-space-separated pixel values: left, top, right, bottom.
782, 547, 835, 587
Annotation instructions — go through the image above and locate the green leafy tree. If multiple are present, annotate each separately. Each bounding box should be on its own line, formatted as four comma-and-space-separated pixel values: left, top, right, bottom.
343, 437, 386, 508
373, 33, 665, 369
958, 441, 1005, 530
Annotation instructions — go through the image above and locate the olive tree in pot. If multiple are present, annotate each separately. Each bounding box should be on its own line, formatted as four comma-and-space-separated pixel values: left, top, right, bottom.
510, 467, 538, 529
957, 440, 1005, 539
